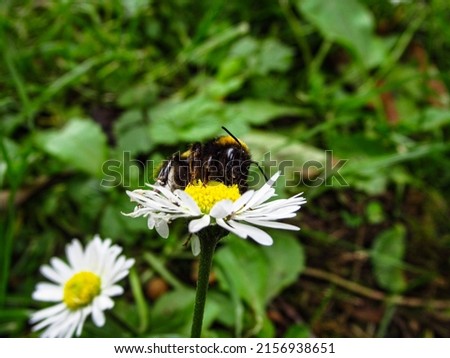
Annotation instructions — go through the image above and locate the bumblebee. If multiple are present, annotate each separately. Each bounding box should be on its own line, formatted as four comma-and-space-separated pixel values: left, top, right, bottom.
156, 127, 260, 193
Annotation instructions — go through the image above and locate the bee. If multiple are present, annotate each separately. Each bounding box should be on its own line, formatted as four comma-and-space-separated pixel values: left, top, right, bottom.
156, 127, 265, 193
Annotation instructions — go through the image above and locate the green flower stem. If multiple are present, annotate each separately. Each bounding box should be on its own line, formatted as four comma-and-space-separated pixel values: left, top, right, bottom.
190, 232, 220, 338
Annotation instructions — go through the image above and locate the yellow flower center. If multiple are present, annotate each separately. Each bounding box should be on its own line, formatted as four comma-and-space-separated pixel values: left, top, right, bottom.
63, 271, 101, 310
184, 180, 241, 214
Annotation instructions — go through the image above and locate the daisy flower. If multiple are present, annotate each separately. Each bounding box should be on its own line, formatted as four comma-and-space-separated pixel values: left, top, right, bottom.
125, 172, 306, 250
30, 235, 135, 338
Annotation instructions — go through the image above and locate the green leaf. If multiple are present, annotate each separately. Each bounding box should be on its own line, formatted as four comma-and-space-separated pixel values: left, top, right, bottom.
416, 108, 450, 132
150, 288, 220, 336
150, 289, 196, 336
284, 323, 311, 338
225, 100, 304, 125
114, 110, 154, 155
35, 118, 108, 177
257, 38, 294, 75
366, 201, 385, 225
117, 83, 158, 108
215, 233, 305, 315
243, 131, 326, 181
262, 231, 305, 302
371, 224, 407, 293
215, 238, 269, 316
298, 0, 376, 65
148, 96, 224, 145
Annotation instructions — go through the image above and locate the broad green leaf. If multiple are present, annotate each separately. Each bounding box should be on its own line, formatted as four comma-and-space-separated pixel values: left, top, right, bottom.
371, 224, 407, 293
225, 100, 305, 125
148, 96, 224, 145
341, 142, 449, 194
35, 119, 108, 177
215, 238, 269, 316
215, 233, 305, 316
243, 131, 326, 181
117, 83, 158, 108
298, 0, 376, 65
416, 108, 450, 132
229, 36, 259, 58
150, 288, 220, 336
257, 38, 294, 75
114, 110, 154, 155
262, 231, 305, 302
150, 289, 196, 335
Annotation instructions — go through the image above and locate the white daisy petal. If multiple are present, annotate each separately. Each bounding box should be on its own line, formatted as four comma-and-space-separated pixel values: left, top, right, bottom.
216, 218, 247, 239
40, 265, 65, 284
210, 200, 233, 219
228, 220, 274, 246
188, 215, 211, 233
91, 300, 106, 327
30, 235, 134, 338
191, 235, 201, 256
175, 190, 202, 215
96, 295, 115, 310
29, 303, 66, 324
155, 220, 170, 238
147, 216, 156, 229
102, 285, 124, 297
76, 308, 90, 337
242, 218, 300, 231
241, 172, 280, 210
66, 239, 84, 271
32, 308, 69, 333
231, 190, 255, 211
49, 257, 73, 281
32, 283, 63, 302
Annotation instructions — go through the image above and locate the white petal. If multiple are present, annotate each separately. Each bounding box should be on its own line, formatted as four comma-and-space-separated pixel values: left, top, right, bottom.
227, 220, 274, 246
32, 308, 69, 333
231, 190, 254, 211
102, 285, 124, 297
40, 265, 65, 284
29, 303, 66, 324
191, 235, 201, 256
242, 218, 300, 231
210, 200, 233, 219
76, 308, 90, 337
155, 220, 169, 238
242, 171, 280, 210
49, 257, 73, 281
216, 218, 247, 239
63, 312, 81, 338
188, 215, 210, 233
147, 216, 156, 229
91, 300, 106, 327
32, 283, 63, 302
267, 171, 281, 186
66, 239, 84, 271
96, 295, 115, 310
175, 190, 202, 215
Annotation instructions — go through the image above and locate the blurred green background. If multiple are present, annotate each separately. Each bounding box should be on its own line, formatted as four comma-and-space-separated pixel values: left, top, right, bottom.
1, 0, 450, 337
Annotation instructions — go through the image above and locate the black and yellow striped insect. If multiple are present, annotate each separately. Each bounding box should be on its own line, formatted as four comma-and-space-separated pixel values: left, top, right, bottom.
156, 127, 264, 194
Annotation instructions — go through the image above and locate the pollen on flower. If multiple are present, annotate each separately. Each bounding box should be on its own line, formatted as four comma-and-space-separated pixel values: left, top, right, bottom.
63, 271, 101, 310
185, 180, 240, 213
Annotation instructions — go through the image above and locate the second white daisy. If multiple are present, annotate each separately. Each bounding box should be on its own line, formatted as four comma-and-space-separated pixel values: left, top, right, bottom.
30, 235, 135, 338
